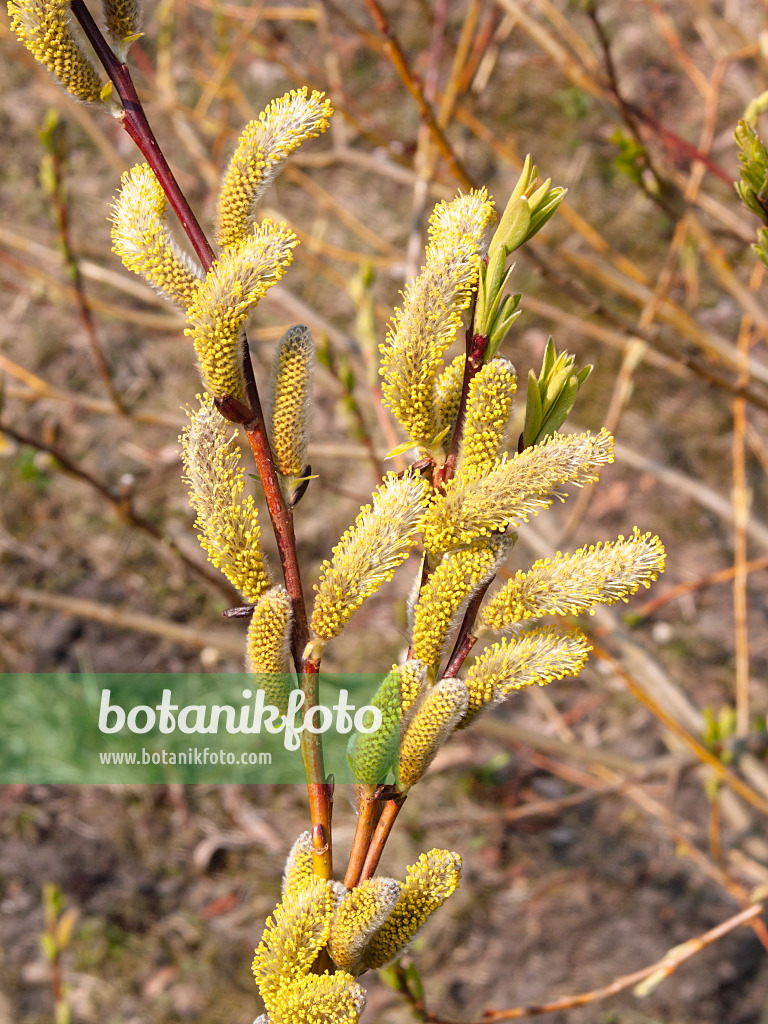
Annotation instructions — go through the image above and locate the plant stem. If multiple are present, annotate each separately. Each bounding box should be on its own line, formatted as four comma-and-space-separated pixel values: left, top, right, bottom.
363, 0, 474, 191
69, 0, 215, 271
344, 787, 381, 888
70, 1, 333, 875
359, 795, 406, 881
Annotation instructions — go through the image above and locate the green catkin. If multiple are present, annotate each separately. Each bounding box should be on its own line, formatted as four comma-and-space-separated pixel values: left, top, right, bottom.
347, 668, 401, 786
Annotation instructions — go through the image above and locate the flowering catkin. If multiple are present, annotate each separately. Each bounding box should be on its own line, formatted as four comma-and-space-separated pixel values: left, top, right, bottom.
360, 850, 462, 970
216, 88, 333, 248
380, 189, 495, 451
102, 0, 142, 61
328, 877, 402, 975
8, 0, 103, 103
310, 472, 429, 648
269, 324, 315, 484
461, 626, 592, 726
422, 428, 615, 556
111, 163, 203, 308
482, 528, 666, 629
411, 538, 508, 669
456, 357, 517, 476
398, 678, 469, 790
185, 222, 298, 401
180, 396, 270, 602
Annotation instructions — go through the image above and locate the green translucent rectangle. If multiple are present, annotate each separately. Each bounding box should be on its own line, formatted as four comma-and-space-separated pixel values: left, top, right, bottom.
0, 673, 398, 784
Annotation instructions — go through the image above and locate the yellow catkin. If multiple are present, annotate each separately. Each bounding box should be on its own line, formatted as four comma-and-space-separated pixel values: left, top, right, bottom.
400, 659, 426, 719
269, 324, 314, 480
186, 222, 298, 401
282, 832, 315, 900
252, 876, 334, 1013
461, 626, 592, 726
433, 354, 466, 456
111, 163, 203, 308
310, 473, 429, 646
422, 428, 615, 556
482, 528, 666, 629
457, 358, 517, 477
411, 539, 507, 669
217, 88, 333, 248
398, 678, 469, 790
8, 0, 103, 102
180, 396, 271, 603
379, 189, 495, 450
361, 850, 461, 971
328, 877, 402, 975
267, 972, 366, 1024
247, 586, 294, 715
102, 0, 142, 60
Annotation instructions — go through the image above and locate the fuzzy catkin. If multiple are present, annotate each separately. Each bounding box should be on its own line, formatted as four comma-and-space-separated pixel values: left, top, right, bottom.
8, 1, 103, 102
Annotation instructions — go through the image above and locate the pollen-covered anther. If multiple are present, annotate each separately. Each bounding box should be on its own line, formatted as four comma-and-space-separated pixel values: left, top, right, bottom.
379, 189, 495, 450
328, 877, 402, 975
186, 221, 298, 401
360, 849, 461, 971
269, 324, 315, 486
412, 538, 509, 669
398, 678, 469, 790
216, 88, 333, 248
482, 527, 666, 629
252, 875, 334, 1013
461, 625, 592, 727
267, 971, 366, 1024
180, 395, 271, 602
422, 428, 615, 556
456, 358, 517, 477
310, 472, 430, 643
399, 659, 427, 719
9, 0, 103, 102
281, 831, 315, 900
433, 354, 466, 455
111, 163, 204, 308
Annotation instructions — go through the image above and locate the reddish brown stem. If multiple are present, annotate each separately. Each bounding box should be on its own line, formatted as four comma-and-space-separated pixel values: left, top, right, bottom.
344, 788, 382, 888
360, 795, 406, 881
69, 1, 333, 874
69, 0, 215, 271
436, 330, 488, 488
363, 0, 473, 190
